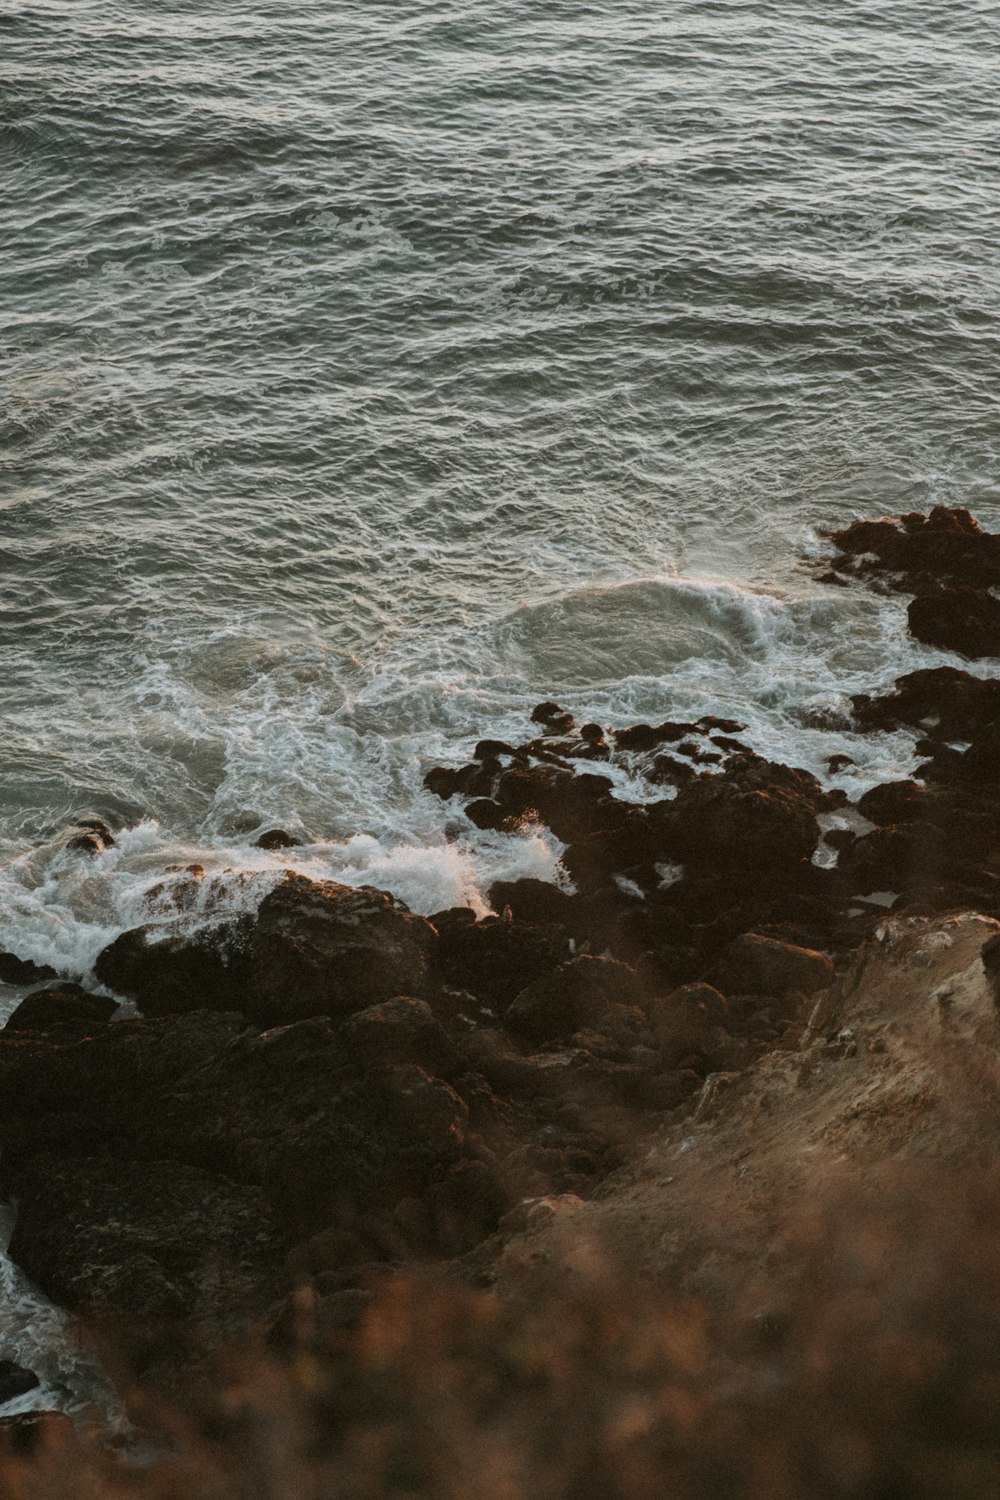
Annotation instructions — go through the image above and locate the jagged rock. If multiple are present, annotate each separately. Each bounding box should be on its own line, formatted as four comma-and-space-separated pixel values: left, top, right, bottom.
852, 666, 1000, 740
465, 798, 508, 830
908, 588, 1000, 659
423, 762, 495, 801
664, 756, 827, 871
339, 997, 462, 1078
488, 877, 577, 929
0, 1011, 251, 1172
436, 916, 571, 1009
614, 721, 697, 752
492, 765, 626, 844
856, 780, 927, 826
248, 874, 437, 1023
473, 739, 519, 761
827, 506, 1000, 593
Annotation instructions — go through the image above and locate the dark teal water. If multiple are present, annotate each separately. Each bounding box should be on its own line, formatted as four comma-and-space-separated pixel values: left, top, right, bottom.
2, 0, 1000, 937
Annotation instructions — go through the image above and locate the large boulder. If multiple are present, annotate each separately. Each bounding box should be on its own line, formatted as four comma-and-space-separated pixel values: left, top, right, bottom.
339, 996, 462, 1078
93, 918, 252, 1013
6, 1155, 282, 1324
504, 956, 647, 1044
248, 875, 437, 1024
0, 952, 58, 986
851, 666, 1000, 740
435, 915, 571, 1010
3, 984, 117, 1034
826, 506, 1000, 594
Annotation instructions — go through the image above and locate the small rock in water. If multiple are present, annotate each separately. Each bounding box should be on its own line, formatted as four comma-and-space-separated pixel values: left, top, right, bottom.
0, 952, 58, 986
4, 984, 118, 1034
0, 1359, 41, 1404
67, 818, 116, 854
255, 828, 301, 850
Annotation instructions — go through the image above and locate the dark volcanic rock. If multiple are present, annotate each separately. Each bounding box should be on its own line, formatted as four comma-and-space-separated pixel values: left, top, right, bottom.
255, 828, 301, 850
339, 996, 462, 1079
248, 874, 437, 1024
827, 506, 1000, 594
826, 508, 1000, 659
664, 755, 827, 871
436, 915, 571, 1010
852, 667, 1000, 741
716, 933, 834, 998
0, 952, 57, 987
6, 1155, 282, 1323
908, 588, 1000, 659
3, 984, 118, 1034
140, 1018, 471, 1243
504, 956, 647, 1044
488, 877, 577, 930
856, 780, 927, 827
492, 765, 625, 844
94, 918, 252, 1015
0, 1011, 252, 1171
0, 1358, 40, 1403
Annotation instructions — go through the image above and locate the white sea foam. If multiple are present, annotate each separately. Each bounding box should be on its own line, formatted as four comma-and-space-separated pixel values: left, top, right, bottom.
0, 1206, 122, 1425
0, 566, 978, 1000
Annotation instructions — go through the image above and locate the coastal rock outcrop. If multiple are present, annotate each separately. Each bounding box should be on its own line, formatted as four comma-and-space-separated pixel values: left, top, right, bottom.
247, 875, 438, 1023
12, 505, 1000, 1384
93, 920, 252, 1015
6, 1155, 281, 1324
824, 506, 1000, 657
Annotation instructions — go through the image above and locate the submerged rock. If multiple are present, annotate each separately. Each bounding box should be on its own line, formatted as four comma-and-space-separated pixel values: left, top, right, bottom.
255, 828, 301, 850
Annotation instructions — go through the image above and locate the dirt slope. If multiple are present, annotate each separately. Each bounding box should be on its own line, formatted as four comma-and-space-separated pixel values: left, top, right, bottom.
497, 913, 1000, 1314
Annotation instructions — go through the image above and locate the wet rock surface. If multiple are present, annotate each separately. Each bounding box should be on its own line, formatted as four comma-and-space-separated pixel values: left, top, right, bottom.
822, 506, 1000, 658
0, 1359, 40, 1404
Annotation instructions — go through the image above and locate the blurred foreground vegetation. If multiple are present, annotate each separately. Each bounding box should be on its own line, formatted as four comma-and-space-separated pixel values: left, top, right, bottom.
4, 1164, 1000, 1500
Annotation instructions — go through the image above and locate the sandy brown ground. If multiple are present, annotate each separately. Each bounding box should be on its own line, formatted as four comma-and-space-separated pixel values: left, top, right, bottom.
496, 913, 1000, 1317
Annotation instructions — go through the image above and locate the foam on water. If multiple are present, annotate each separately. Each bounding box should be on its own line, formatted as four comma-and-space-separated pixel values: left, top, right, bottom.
0, 559, 970, 996
0, 1207, 120, 1425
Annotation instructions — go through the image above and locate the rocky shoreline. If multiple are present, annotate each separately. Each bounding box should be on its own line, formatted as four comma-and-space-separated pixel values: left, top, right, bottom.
3, 505, 1000, 1427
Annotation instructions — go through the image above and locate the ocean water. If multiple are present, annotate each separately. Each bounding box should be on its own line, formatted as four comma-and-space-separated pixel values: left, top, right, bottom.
2, 0, 1000, 1401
